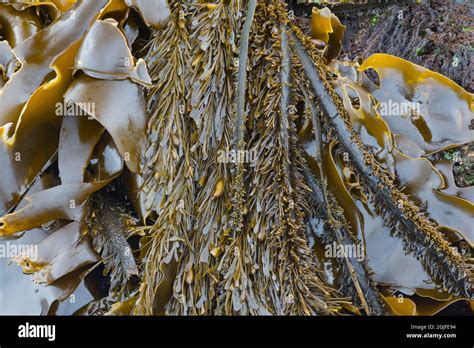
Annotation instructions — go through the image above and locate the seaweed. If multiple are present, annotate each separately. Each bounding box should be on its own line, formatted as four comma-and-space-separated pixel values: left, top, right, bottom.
0, 0, 472, 316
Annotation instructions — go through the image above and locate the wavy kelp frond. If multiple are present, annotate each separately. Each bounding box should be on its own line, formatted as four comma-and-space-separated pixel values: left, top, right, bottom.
324, 141, 471, 315
58, 116, 104, 185
329, 61, 474, 247
359, 54, 474, 155
0, 171, 94, 315
310, 6, 345, 61
134, 0, 195, 315
0, 180, 111, 236
0, 42, 79, 213
0, 0, 109, 215
0, 0, 152, 313
104, 295, 138, 315
292, 30, 473, 299
0, 40, 17, 85
165, 0, 241, 315
385, 289, 470, 316
64, 75, 149, 174
318, 137, 431, 291
325, 60, 474, 312
2, 0, 78, 13
124, 0, 171, 29
294, 65, 470, 313
13, 221, 99, 284
74, 18, 152, 86
431, 158, 474, 204
0, 3, 42, 46
0, 132, 123, 236
382, 294, 457, 316
383, 289, 472, 316
0, 0, 108, 128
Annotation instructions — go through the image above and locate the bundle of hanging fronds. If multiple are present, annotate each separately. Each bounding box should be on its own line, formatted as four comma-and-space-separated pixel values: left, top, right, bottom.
0, 0, 472, 316
134, 0, 473, 315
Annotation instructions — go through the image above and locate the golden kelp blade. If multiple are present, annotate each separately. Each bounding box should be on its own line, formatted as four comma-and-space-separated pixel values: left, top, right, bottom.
359, 54, 474, 155
5, 0, 78, 12
292, 30, 473, 299
0, 3, 41, 45
64, 76, 149, 174
58, 116, 104, 184
310, 6, 345, 61
331, 61, 474, 246
0, 179, 113, 236
0, 0, 108, 128
124, 0, 171, 29
0, 41, 82, 215
0, 0, 150, 314
0, 0, 109, 214
74, 18, 152, 86
0, 41, 17, 84
13, 221, 99, 284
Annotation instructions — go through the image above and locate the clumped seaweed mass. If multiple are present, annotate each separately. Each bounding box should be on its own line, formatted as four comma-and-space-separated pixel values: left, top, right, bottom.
0, 0, 473, 316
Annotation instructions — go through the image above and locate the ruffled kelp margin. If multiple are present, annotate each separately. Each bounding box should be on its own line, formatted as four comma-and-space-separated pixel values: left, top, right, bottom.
0, 0, 472, 316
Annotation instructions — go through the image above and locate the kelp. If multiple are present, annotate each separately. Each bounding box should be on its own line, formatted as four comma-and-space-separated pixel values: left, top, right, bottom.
58, 115, 104, 185
0, 3, 42, 46
231, 2, 343, 315
0, 0, 473, 316
74, 18, 152, 86
0, 172, 93, 315
0, 40, 16, 84
134, 0, 195, 315
325, 61, 474, 312
0, 0, 108, 129
329, 60, 474, 247
211, 0, 262, 315
292, 30, 473, 299
310, 6, 345, 61
359, 54, 474, 155
294, 51, 385, 314
303, 164, 386, 315
165, 0, 241, 315
0, 0, 109, 215
64, 75, 149, 174
2, 0, 78, 13
13, 221, 99, 284
0, 0, 150, 314
124, 0, 171, 29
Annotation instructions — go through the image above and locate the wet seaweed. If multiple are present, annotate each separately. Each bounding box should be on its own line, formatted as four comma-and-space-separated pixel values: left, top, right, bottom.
0, 0, 472, 316
292, 29, 473, 299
